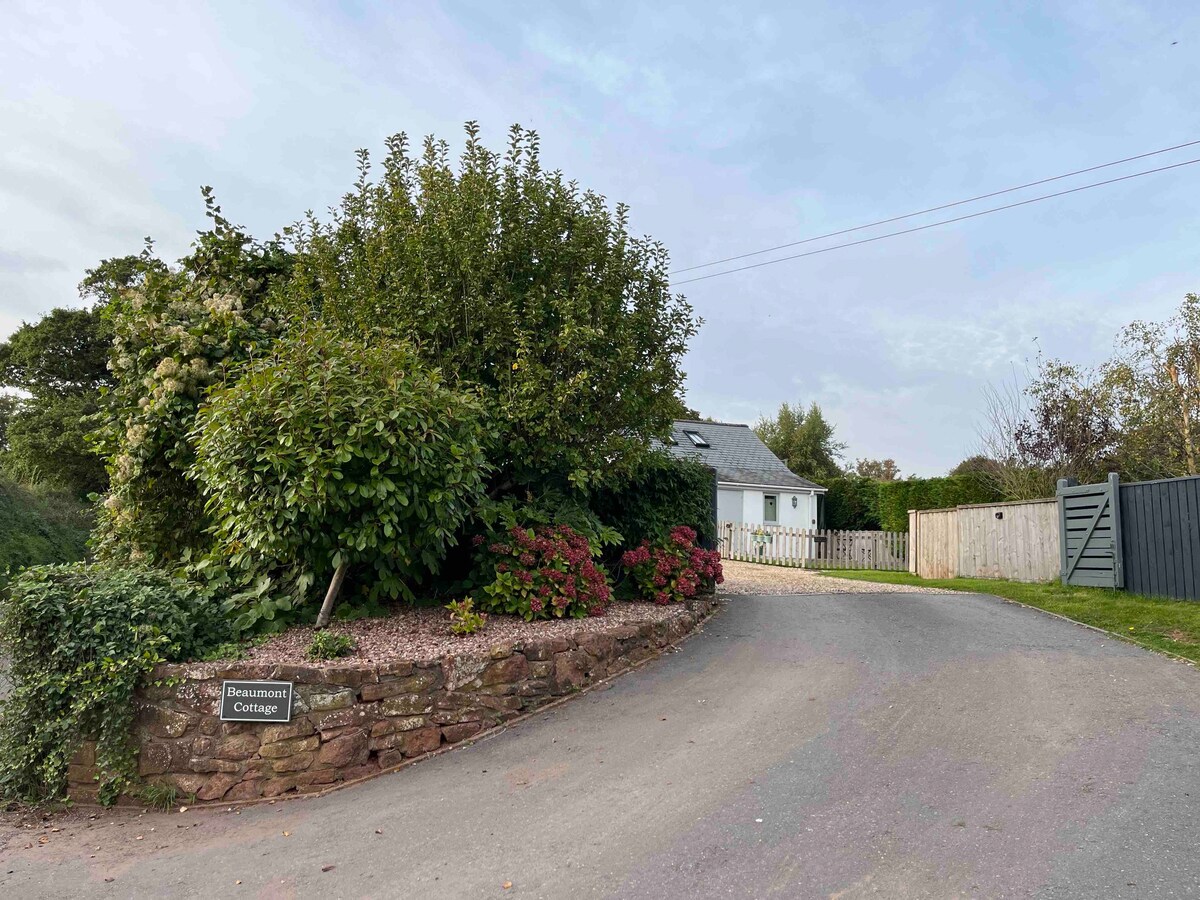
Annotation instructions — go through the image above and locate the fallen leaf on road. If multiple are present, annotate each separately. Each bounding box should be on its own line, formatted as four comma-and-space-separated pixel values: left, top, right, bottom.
179, 806, 188, 813
322, 865, 336, 873
503, 882, 513, 890
282, 831, 291, 837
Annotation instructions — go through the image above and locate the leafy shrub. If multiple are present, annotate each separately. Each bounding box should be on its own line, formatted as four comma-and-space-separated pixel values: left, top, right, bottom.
475, 491, 623, 557
873, 474, 1002, 531
0, 563, 227, 805
590, 451, 716, 548
190, 324, 491, 624
477, 525, 611, 620
306, 631, 355, 661
276, 124, 697, 492
621, 525, 723, 604
446, 597, 487, 635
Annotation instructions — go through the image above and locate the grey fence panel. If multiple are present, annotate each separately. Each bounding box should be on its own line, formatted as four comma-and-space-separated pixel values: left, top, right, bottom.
1119, 474, 1200, 600
1057, 474, 1123, 588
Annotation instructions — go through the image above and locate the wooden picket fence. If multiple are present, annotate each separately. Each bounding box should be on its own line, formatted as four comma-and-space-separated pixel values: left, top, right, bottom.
718, 521, 908, 570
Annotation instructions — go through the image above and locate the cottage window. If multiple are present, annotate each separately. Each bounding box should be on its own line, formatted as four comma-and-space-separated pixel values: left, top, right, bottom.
683, 430, 709, 447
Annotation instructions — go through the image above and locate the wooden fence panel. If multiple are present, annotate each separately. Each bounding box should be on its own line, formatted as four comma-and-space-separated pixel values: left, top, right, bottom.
912, 508, 958, 579
1119, 474, 1200, 600
955, 499, 1059, 582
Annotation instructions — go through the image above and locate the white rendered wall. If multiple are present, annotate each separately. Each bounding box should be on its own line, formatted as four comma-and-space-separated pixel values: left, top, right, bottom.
717, 489, 744, 524
729, 487, 820, 528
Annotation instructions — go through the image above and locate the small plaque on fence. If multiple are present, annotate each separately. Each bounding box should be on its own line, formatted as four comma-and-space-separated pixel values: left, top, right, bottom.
219, 680, 294, 722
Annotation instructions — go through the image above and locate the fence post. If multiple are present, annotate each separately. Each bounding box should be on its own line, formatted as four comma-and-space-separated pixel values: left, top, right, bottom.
1108, 472, 1125, 589
907, 510, 918, 574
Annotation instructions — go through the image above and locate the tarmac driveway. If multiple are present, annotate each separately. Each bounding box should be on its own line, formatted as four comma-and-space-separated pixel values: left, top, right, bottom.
4, 591, 1200, 898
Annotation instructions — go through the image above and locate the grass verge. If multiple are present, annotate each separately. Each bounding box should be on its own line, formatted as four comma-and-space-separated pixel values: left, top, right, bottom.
825, 569, 1200, 664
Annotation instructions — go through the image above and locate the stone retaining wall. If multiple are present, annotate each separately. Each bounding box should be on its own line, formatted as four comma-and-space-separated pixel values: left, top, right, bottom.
68, 598, 716, 804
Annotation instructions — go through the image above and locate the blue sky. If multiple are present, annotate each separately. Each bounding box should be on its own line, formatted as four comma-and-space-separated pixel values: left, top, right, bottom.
3, 0, 1198, 474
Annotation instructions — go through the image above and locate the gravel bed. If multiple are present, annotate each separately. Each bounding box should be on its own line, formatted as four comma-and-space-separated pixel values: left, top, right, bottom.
241, 601, 695, 666
719, 560, 963, 595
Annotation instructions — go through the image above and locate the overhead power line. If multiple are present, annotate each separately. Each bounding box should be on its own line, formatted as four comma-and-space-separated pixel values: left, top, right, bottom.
670, 138, 1200, 276
670, 156, 1200, 286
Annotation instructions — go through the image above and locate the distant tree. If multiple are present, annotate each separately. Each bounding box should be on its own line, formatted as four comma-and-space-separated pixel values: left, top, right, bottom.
853, 458, 900, 481
0, 307, 111, 398
754, 401, 845, 483
1102, 293, 1200, 478
949, 455, 1003, 479
0, 305, 114, 497
979, 358, 1119, 500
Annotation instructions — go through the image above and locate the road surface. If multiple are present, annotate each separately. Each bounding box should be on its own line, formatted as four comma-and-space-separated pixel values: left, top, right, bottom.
4, 591, 1200, 898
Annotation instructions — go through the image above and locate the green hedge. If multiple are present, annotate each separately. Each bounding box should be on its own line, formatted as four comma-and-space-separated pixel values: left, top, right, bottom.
873, 474, 1002, 532
824, 473, 1001, 532
0, 476, 91, 586
590, 452, 716, 548
823, 476, 882, 530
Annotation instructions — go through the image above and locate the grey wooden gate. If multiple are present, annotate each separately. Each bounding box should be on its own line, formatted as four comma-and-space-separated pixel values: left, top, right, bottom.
1057, 473, 1124, 588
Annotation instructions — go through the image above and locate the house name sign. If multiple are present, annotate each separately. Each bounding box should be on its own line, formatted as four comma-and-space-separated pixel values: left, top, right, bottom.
219, 680, 294, 723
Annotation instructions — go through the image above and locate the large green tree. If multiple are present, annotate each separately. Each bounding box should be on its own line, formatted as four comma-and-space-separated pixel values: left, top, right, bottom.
1102, 293, 1200, 478
754, 401, 845, 483
0, 305, 113, 497
277, 123, 697, 493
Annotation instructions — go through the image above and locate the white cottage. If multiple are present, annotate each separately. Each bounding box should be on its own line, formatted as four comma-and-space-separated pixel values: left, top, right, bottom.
660, 420, 826, 528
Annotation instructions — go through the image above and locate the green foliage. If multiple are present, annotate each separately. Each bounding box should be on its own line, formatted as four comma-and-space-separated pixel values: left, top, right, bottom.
589, 451, 716, 547
275, 123, 697, 492
4, 394, 108, 498
190, 325, 491, 617
754, 401, 845, 483
92, 201, 291, 567
0, 476, 91, 588
873, 474, 1002, 532
0, 563, 228, 806
478, 525, 611, 620
1103, 293, 1200, 478
475, 490, 623, 555
978, 295, 1200, 498
446, 597, 488, 635
138, 782, 178, 811
0, 306, 112, 397
306, 631, 355, 661
823, 475, 882, 530
0, 305, 112, 498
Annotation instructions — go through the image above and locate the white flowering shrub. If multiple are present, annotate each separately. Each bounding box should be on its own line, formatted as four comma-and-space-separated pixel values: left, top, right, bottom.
92, 194, 291, 565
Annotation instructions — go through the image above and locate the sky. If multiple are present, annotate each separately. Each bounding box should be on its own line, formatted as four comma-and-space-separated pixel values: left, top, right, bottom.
3, 0, 1199, 475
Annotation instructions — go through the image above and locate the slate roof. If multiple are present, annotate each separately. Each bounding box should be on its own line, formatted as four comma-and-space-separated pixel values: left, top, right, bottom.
658, 420, 826, 491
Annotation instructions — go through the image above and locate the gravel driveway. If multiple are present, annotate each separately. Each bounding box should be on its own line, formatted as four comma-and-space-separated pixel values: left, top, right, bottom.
719, 559, 961, 594
6, 588, 1200, 898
